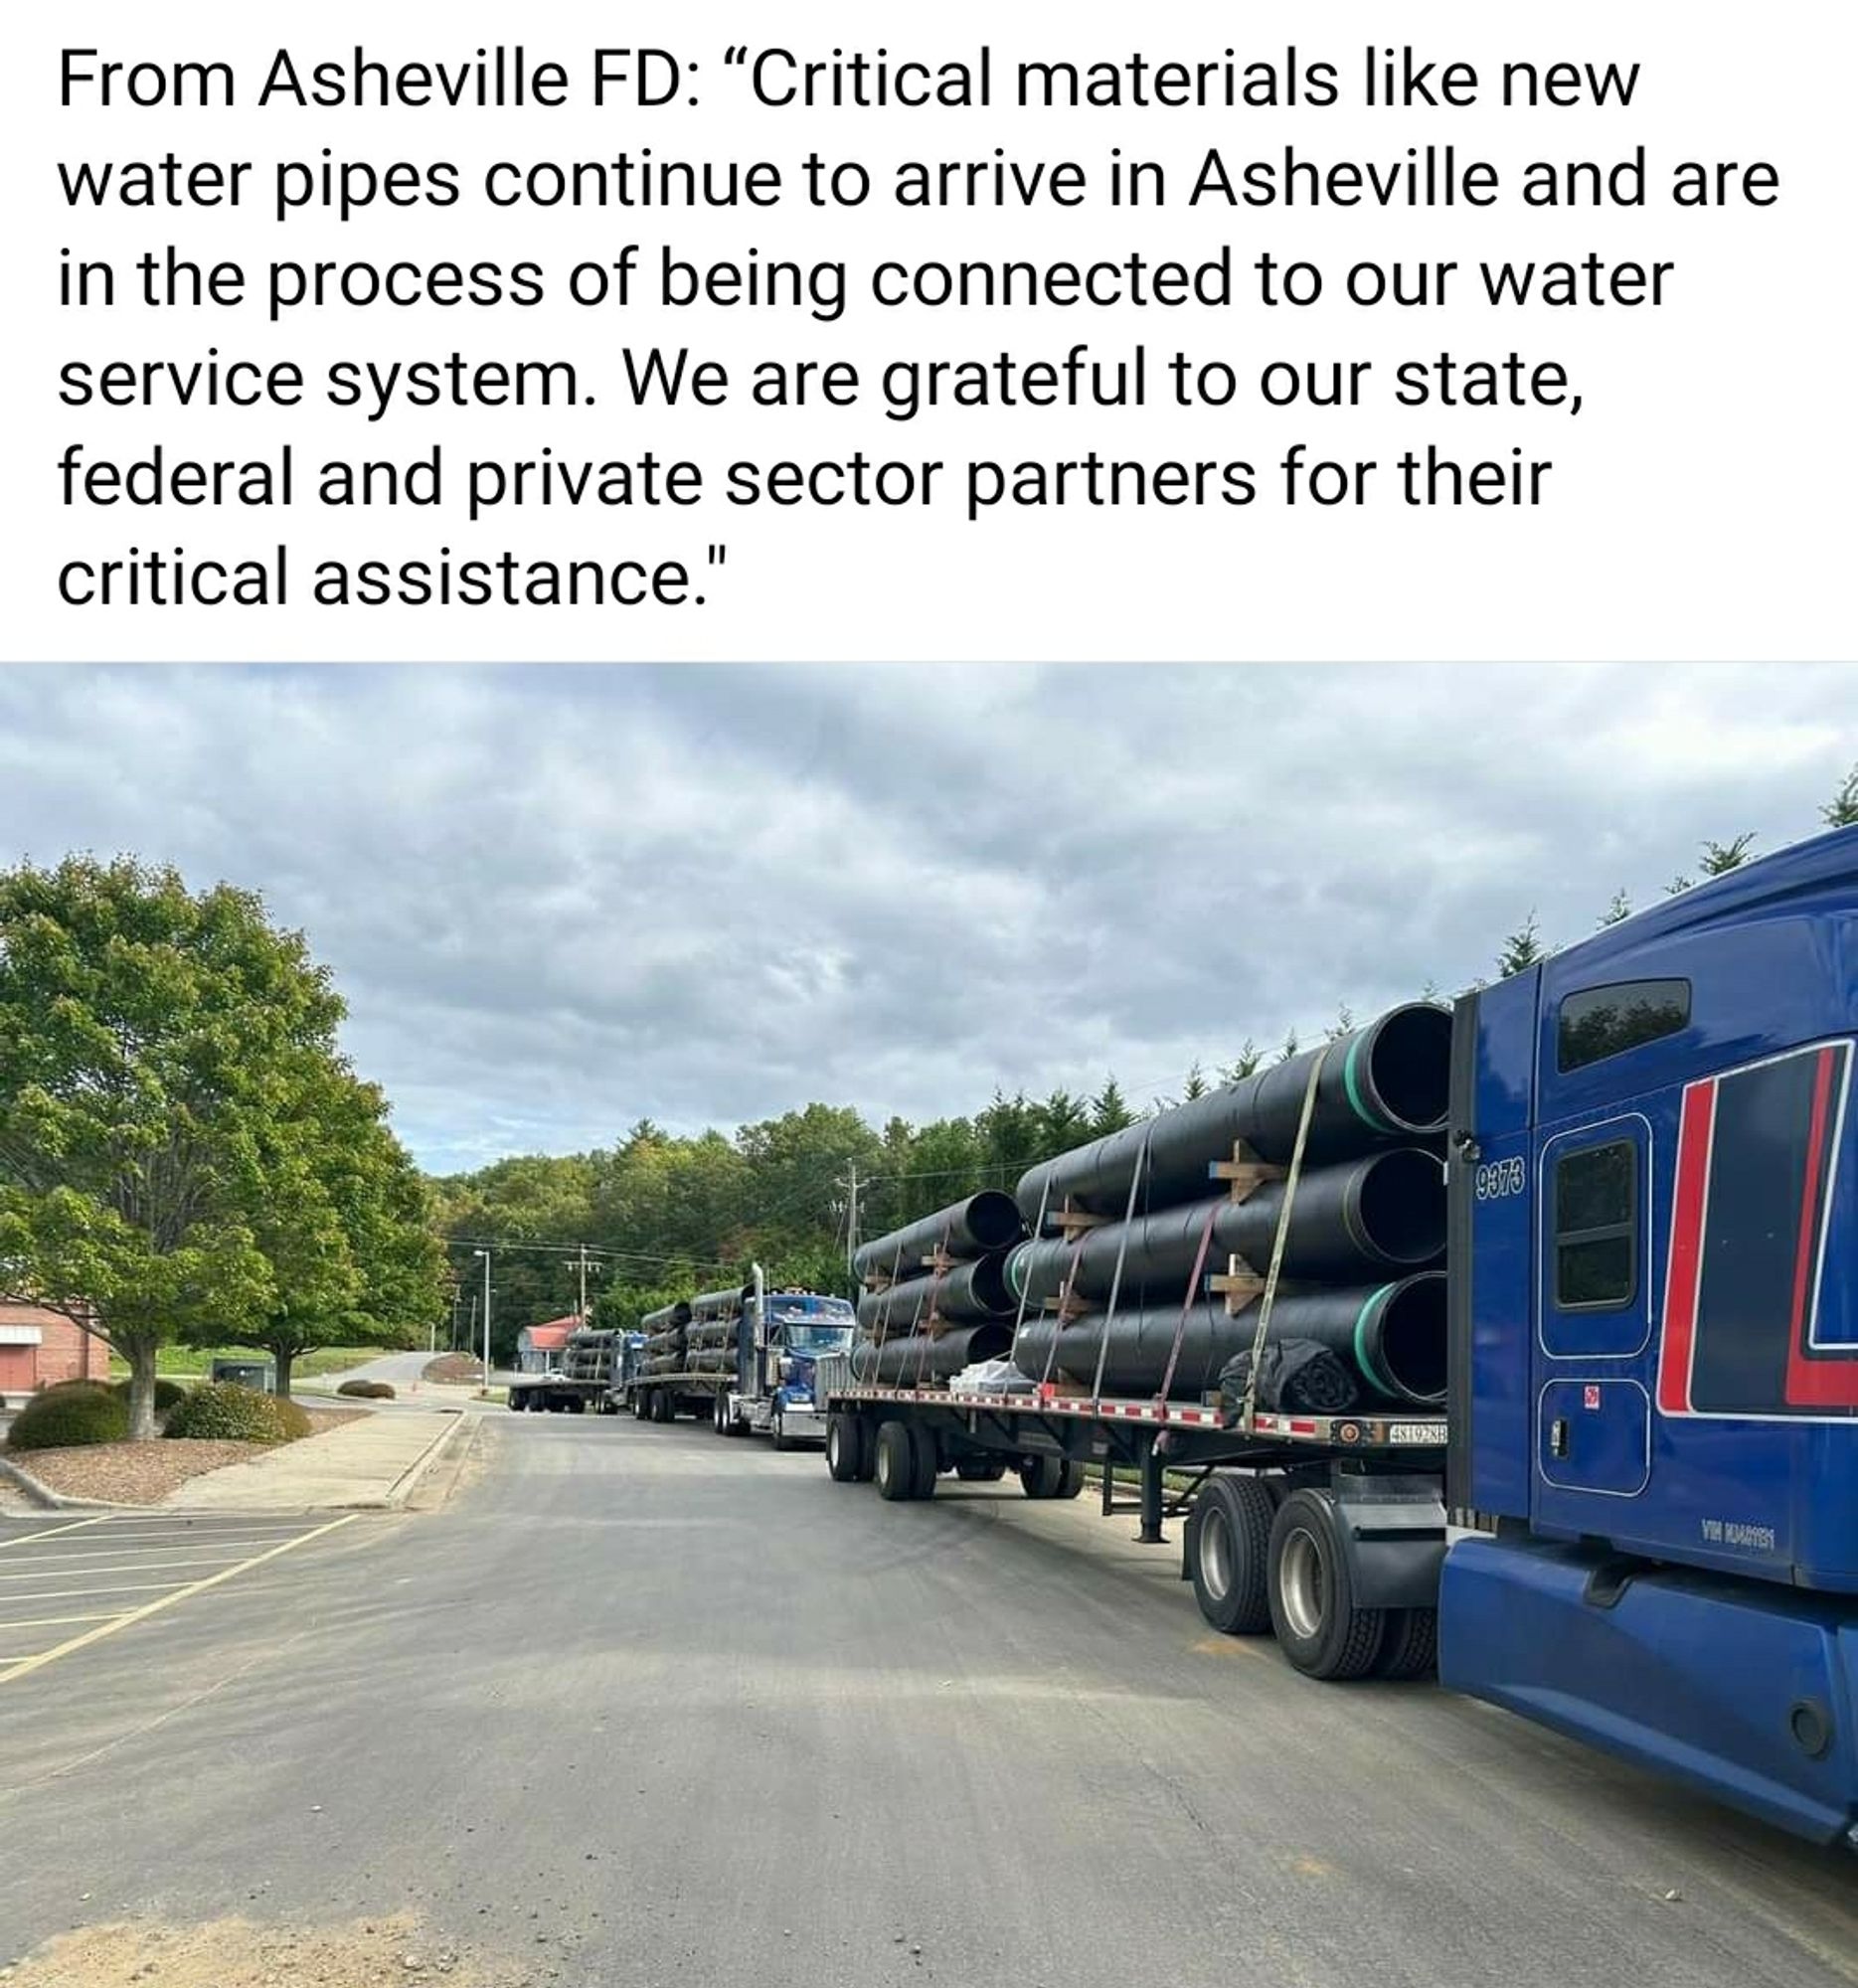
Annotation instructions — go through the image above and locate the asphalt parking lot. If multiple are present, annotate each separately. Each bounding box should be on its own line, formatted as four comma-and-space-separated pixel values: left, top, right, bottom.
0, 1510, 358, 1681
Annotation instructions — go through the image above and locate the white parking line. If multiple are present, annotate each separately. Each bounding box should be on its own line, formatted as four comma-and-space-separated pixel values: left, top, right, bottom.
0, 1514, 359, 1684
0, 1611, 120, 1631
0, 1517, 110, 1553
0, 1539, 313, 1564
0, 1556, 279, 1581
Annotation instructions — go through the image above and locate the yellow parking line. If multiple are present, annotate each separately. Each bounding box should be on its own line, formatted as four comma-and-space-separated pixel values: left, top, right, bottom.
0, 1517, 110, 1554
0, 1515, 359, 1685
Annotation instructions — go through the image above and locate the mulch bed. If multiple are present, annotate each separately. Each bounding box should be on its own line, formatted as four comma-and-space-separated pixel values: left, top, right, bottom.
422, 1353, 487, 1386
6, 1408, 365, 1507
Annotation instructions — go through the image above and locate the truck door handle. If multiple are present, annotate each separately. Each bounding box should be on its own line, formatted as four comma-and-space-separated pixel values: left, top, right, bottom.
1549, 1417, 1570, 1459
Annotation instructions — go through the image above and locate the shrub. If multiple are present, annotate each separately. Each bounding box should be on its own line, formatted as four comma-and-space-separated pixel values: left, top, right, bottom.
9, 1382, 130, 1451
111, 1377, 188, 1414
165, 1383, 311, 1445
336, 1379, 396, 1400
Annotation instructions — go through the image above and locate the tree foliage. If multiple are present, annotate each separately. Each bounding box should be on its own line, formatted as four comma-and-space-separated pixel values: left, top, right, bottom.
0, 857, 440, 1433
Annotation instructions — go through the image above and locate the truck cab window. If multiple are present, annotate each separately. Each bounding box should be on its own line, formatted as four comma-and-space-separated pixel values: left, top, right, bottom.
1557, 979, 1690, 1073
1554, 1139, 1636, 1309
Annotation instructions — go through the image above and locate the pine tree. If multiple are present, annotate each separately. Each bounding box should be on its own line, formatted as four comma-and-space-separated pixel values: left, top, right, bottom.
1220, 1039, 1264, 1082
1274, 1028, 1301, 1066
1598, 888, 1631, 927
1496, 912, 1545, 977
1090, 1077, 1134, 1134
1323, 1002, 1356, 1043
1697, 833, 1756, 876
1180, 1062, 1209, 1101
1665, 874, 1693, 897
1823, 763, 1858, 828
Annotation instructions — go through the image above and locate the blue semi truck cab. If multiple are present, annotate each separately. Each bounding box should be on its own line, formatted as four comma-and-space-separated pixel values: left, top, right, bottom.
715, 1268, 856, 1448
1439, 823, 1858, 1845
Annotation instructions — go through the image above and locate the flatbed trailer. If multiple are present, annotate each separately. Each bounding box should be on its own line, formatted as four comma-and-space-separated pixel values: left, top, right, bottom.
822, 1370, 1451, 1678
822, 831, 1858, 1846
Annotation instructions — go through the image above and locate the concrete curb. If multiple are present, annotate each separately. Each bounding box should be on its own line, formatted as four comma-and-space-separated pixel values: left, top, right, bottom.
0, 1453, 121, 1512
337, 1408, 468, 1512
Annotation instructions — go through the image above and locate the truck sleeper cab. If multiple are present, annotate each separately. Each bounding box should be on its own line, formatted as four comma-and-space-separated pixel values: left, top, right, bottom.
1441, 825, 1858, 1847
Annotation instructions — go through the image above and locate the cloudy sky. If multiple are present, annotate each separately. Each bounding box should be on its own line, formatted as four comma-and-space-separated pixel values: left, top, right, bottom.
0, 663, 1850, 1174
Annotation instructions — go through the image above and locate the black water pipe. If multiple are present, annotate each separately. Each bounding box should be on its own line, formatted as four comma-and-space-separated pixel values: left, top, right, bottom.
851, 1191, 1025, 1281
1010, 1272, 1446, 1405
1013, 1005, 1451, 1224
1005, 1147, 1443, 1306
849, 1321, 1014, 1384
857, 1254, 1015, 1335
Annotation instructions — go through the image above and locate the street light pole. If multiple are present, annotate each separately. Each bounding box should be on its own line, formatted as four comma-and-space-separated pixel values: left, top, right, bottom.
473, 1247, 492, 1395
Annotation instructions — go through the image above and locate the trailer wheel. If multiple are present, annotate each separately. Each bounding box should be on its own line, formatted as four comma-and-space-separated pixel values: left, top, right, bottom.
826, 1413, 868, 1483
907, 1424, 939, 1499
1374, 1607, 1438, 1680
874, 1420, 922, 1501
1267, 1489, 1387, 1680
1018, 1454, 1068, 1500
567, 1396, 586, 1414
954, 1457, 1007, 1482
652, 1391, 673, 1424
1188, 1477, 1274, 1635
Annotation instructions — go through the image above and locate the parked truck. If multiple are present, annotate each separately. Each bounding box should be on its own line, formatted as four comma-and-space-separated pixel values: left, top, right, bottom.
820, 829, 1858, 1849
620, 1271, 855, 1446
506, 1327, 635, 1413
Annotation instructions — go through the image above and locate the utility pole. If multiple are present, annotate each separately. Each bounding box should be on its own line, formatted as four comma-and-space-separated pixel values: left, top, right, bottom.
473, 1247, 492, 1394
463, 1291, 476, 1358
576, 1242, 590, 1324
845, 1164, 859, 1281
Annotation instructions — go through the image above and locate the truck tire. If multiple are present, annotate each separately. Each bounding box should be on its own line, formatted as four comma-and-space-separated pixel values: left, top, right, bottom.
907, 1423, 939, 1499
954, 1457, 1007, 1482
874, 1420, 922, 1501
1018, 1454, 1079, 1500
772, 1409, 794, 1453
1189, 1476, 1275, 1635
1374, 1607, 1439, 1680
713, 1392, 730, 1436
1267, 1488, 1387, 1680
630, 1390, 647, 1419
567, 1396, 586, 1413
652, 1391, 673, 1425
826, 1413, 867, 1483
508, 1393, 525, 1412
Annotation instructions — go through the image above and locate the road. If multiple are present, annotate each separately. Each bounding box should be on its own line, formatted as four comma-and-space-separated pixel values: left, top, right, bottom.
0, 1411, 1852, 1986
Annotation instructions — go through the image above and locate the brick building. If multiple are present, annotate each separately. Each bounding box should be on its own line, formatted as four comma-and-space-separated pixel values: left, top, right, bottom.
0, 1303, 111, 1403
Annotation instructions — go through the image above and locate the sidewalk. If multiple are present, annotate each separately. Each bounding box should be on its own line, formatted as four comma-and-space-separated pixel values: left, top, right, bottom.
164, 1404, 466, 1512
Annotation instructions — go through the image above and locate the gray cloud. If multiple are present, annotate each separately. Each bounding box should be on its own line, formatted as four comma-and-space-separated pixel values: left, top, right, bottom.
0, 662, 1850, 1172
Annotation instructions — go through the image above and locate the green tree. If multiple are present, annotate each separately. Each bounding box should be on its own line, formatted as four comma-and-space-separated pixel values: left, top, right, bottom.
1698, 833, 1756, 876
1220, 1040, 1265, 1082
1496, 912, 1545, 977
1664, 873, 1694, 897
1274, 1028, 1301, 1066
223, 1071, 446, 1398
1324, 1002, 1357, 1043
1598, 888, 1632, 927
1090, 1077, 1134, 1133
1178, 1063, 1209, 1103
1822, 763, 1858, 829
0, 857, 345, 1437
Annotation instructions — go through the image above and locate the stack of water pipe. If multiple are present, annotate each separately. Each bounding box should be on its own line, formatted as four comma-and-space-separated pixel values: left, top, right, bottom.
683, 1287, 744, 1374
849, 1192, 1028, 1384
1006, 1004, 1452, 1408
